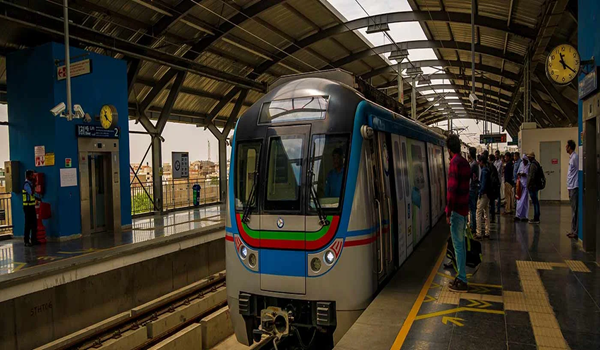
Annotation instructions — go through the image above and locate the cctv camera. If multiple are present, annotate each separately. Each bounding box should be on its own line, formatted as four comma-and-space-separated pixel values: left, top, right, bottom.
73, 104, 85, 119
468, 93, 479, 107
50, 102, 66, 117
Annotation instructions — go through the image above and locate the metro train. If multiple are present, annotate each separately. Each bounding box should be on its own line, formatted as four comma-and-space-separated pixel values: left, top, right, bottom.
226, 72, 448, 348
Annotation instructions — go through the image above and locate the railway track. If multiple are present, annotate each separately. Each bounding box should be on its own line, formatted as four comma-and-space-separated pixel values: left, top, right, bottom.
37, 271, 227, 350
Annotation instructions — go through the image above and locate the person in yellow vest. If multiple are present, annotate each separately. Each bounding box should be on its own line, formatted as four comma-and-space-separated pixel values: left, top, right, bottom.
22, 170, 39, 247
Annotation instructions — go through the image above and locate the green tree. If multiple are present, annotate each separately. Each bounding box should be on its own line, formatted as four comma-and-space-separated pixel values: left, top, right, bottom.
132, 192, 153, 214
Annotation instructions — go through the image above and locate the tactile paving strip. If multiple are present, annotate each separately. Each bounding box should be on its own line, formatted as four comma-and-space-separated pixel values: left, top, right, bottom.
565, 260, 591, 272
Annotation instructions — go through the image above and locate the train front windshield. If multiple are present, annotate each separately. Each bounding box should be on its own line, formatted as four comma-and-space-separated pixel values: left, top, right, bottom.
235, 96, 349, 215
309, 135, 349, 210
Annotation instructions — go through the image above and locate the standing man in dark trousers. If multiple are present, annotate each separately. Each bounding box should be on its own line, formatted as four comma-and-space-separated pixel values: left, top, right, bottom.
566, 140, 579, 238
468, 147, 479, 233
526, 152, 542, 224
488, 154, 497, 223
445, 134, 471, 292
22, 170, 38, 247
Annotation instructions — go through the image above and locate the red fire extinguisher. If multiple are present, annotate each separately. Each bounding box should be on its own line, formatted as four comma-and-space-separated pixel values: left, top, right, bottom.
33, 173, 49, 244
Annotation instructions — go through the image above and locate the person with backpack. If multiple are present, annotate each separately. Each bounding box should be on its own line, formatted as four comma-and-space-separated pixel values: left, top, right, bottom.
444, 134, 471, 292
476, 153, 491, 239
487, 154, 501, 223
515, 154, 530, 221
526, 151, 545, 224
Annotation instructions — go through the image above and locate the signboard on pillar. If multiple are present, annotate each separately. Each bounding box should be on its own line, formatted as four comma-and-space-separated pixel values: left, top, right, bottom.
172, 152, 189, 179
57, 59, 92, 80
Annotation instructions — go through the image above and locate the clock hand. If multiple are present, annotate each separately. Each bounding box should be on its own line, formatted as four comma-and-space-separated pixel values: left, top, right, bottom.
564, 63, 577, 73
558, 53, 567, 69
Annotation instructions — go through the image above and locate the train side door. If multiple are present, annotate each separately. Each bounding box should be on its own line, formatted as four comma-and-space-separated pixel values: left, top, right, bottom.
371, 131, 393, 280
399, 137, 414, 256
391, 135, 408, 266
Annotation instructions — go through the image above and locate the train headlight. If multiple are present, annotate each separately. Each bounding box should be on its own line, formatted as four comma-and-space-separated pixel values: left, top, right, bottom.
310, 257, 322, 272
240, 245, 248, 259
324, 250, 335, 265
249, 253, 257, 267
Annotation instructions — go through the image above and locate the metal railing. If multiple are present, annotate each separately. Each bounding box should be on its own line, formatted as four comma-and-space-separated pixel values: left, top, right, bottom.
130, 176, 220, 216
0, 193, 13, 233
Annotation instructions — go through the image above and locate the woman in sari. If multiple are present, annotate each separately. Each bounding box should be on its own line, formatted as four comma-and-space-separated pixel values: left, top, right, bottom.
515, 154, 530, 221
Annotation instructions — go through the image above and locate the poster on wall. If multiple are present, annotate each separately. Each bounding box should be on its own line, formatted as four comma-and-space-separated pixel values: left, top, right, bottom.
45, 153, 55, 166
60, 168, 78, 187
34, 146, 45, 167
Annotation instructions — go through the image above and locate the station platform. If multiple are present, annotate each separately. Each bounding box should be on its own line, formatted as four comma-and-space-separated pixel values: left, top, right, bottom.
0, 204, 227, 350
0, 204, 223, 276
336, 203, 600, 350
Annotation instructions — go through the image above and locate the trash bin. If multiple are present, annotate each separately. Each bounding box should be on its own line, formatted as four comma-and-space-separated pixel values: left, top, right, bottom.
192, 184, 201, 206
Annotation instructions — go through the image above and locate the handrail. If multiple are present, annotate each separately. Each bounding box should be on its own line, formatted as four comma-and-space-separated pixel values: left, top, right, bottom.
375, 198, 383, 274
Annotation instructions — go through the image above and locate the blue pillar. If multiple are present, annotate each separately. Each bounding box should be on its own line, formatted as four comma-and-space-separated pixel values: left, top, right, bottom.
578, 1, 600, 241
7, 42, 131, 239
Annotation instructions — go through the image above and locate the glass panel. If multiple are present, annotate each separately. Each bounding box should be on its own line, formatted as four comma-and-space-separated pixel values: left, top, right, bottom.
309, 135, 349, 210
259, 96, 328, 124
265, 136, 304, 211
235, 142, 261, 210
401, 143, 410, 197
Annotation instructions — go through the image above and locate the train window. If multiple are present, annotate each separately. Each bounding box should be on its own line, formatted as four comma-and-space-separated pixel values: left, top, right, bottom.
235, 142, 261, 210
309, 135, 349, 210
264, 136, 304, 211
259, 96, 328, 124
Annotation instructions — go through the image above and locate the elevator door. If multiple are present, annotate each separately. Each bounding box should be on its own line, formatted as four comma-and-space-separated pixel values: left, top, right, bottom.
540, 141, 561, 200
88, 153, 111, 233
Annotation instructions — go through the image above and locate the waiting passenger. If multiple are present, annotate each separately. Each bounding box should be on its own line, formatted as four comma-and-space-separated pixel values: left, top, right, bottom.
488, 154, 498, 224
444, 134, 470, 293
324, 148, 344, 198
494, 150, 503, 215
566, 140, 579, 239
468, 147, 479, 234
476, 154, 491, 239
515, 155, 530, 221
526, 152, 543, 224
503, 152, 515, 215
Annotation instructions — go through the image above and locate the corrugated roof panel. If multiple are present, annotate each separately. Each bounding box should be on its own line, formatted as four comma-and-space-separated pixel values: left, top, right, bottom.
287, 0, 338, 28
328, 32, 369, 56
478, 0, 511, 20
415, 0, 443, 11
504, 62, 521, 75
92, 0, 159, 25
211, 41, 266, 68
479, 28, 508, 51
448, 23, 474, 43
506, 36, 529, 57
438, 48, 459, 61
512, 0, 544, 28
442, 0, 473, 13
426, 22, 453, 41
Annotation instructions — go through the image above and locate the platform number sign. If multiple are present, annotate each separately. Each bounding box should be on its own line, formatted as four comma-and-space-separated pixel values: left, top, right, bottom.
172, 152, 189, 179
480, 133, 507, 144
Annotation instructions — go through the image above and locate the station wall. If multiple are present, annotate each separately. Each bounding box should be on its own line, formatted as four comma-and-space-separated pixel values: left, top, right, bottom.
7, 42, 131, 239
519, 127, 577, 202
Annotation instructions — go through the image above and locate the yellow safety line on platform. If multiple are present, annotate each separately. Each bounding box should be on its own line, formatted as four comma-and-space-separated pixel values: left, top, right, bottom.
390, 247, 446, 350
436, 272, 502, 288
414, 307, 504, 320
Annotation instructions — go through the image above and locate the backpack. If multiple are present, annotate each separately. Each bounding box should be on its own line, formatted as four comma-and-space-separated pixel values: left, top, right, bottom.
446, 226, 482, 271
536, 162, 546, 190
486, 164, 501, 200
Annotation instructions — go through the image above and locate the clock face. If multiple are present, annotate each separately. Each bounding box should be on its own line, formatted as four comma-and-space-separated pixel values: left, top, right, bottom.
546, 44, 580, 85
100, 105, 117, 129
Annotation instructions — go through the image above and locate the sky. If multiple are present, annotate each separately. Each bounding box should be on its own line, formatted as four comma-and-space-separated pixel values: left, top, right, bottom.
0, 0, 512, 166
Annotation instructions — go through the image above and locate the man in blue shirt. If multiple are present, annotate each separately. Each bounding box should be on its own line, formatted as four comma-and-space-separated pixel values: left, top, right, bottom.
22, 170, 39, 247
325, 148, 344, 198
566, 140, 579, 239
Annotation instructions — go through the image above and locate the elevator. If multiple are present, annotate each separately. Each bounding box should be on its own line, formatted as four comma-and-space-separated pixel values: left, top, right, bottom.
78, 138, 121, 235
582, 92, 600, 263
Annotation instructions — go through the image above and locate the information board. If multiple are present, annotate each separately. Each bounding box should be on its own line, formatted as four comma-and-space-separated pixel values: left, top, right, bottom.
76, 125, 120, 139
480, 133, 507, 144
172, 152, 189, 179
579, 68, 598, 100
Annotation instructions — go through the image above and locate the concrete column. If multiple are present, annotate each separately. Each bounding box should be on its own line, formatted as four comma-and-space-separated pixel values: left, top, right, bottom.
218, 138, 227, 202
411, 77, 417, 120
152, 135, 163, 212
